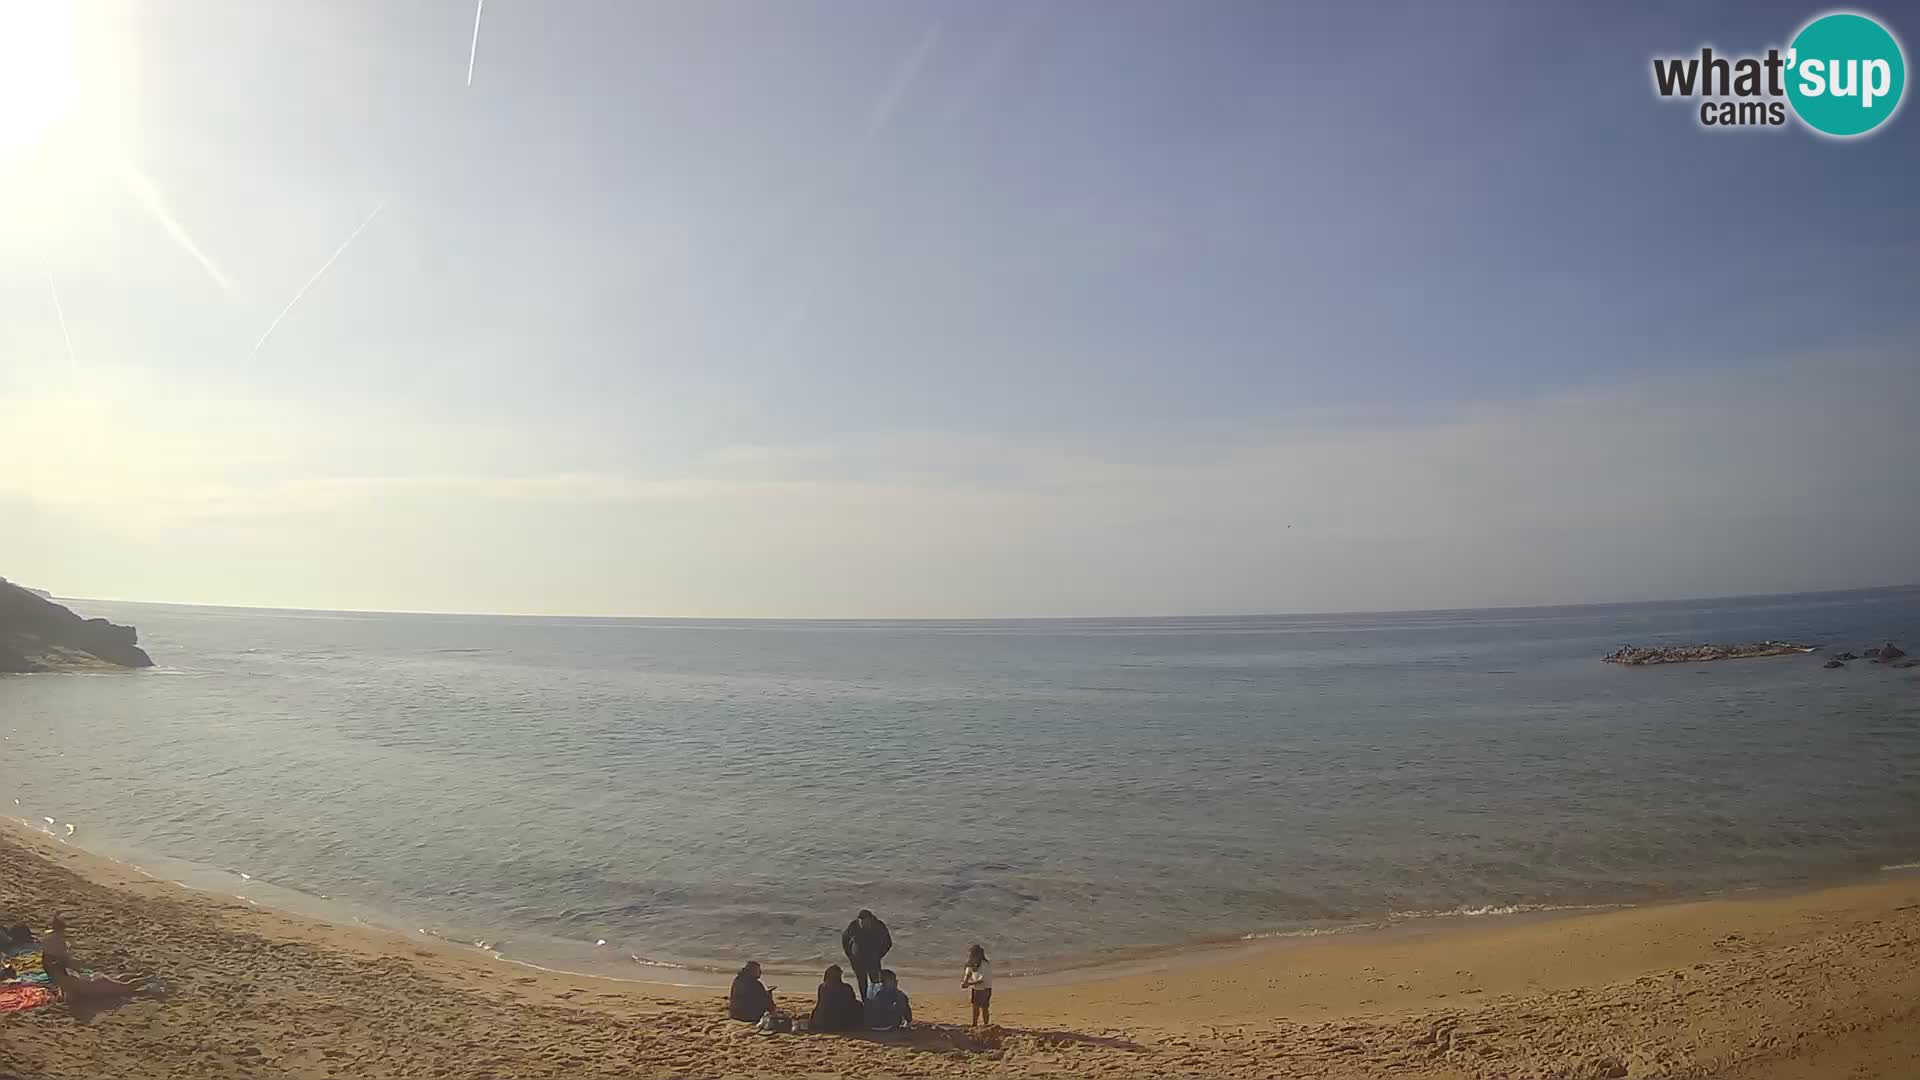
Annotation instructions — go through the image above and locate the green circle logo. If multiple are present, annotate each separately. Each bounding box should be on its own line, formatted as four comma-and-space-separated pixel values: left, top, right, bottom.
1786, 12, 1906, 137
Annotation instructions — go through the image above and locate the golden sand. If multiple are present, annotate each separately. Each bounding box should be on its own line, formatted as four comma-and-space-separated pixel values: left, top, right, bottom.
3, 822, 1916, 1078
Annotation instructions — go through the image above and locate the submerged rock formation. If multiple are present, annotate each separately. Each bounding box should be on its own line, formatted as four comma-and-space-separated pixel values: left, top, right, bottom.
0, 578, 153, 673
1602, 642, 1815, 665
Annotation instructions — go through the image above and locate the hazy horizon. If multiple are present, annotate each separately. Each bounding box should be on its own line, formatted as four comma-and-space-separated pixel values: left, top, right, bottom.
29, 579, 1920, 623
5, 1, 1917, 619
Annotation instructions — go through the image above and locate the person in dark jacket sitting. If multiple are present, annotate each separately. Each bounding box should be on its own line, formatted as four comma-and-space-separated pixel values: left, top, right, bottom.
728, 960, 774, 1022
840, 909, 892, 1001
863, 969, 912, 1030
810, 964, 862, 1032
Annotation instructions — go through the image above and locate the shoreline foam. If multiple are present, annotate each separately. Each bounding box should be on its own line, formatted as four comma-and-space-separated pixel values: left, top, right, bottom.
0, 815, 1745, 985
9, 815, 1920, 991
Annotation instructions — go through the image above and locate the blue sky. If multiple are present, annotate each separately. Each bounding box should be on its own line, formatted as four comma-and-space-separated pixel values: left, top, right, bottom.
1, 0, 1916, 615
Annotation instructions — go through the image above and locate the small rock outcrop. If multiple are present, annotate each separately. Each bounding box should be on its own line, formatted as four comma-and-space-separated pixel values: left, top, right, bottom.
1875, 642, 1908, 662
1823, 659, 1846, 669
1602, 642, 1815, 665
1834, 652, 1859, 661
0, 577, 153, 673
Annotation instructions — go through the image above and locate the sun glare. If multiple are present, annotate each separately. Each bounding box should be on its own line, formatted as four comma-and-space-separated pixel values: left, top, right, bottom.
0, 0, 81, 162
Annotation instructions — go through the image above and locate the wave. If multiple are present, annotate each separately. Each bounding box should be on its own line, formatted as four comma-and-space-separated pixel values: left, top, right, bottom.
1882, 861, 1920, 871
625, 955, 695, 971
1388, 901, 1624, 921
1239, 923, 1376, 941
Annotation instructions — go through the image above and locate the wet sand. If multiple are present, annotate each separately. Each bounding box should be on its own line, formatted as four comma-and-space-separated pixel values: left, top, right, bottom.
3, 822, 1917, 1078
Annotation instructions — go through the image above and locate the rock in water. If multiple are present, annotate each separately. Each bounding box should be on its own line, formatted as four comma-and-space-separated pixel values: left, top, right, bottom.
1834, 652, 1859, 661
0, 577, 154, 672
1823, 659, 1846, 669
1878, 642, 1908, 662
1601, 642, 1816, 665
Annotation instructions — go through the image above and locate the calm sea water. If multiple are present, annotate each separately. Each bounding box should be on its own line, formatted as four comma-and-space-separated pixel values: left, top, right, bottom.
4, 588, 1919, 979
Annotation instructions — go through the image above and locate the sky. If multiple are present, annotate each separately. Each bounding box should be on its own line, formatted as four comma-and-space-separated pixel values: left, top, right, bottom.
1, 0, 1916, 618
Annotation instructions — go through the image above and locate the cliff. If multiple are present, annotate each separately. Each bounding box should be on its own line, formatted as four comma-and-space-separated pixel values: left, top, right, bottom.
0, 578, 153, 673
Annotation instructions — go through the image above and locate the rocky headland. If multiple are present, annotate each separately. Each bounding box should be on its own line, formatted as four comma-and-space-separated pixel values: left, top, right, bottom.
0, 577, 153, 673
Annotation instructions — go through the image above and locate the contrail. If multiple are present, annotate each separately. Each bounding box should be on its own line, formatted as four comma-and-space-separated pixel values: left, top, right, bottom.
467, 0, 485, 86
249, 200, 387, 361
46, 273, 76, 374
116, 159, 237, 297
943, 9, 1039, 127
757, 23, 942, 356
861, 23, 943, 147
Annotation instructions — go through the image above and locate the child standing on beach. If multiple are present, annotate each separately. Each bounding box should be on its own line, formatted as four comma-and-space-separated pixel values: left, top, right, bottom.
961, 943, 992, 1027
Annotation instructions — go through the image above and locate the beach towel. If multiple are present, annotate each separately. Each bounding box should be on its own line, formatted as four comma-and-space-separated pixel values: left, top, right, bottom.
0, 984, 53, 1012
1, 945, 53, 986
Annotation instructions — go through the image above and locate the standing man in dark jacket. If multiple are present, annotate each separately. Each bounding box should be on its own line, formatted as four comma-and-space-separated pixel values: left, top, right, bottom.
840, 909, 892, 1001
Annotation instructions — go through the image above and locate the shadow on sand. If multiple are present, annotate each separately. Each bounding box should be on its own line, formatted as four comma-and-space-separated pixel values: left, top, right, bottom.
836, 1022, 1146, 1056
61, 983, 168, 1024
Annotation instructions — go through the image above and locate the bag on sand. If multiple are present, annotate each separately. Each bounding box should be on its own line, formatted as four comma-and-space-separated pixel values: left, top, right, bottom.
755, 1010, 793, 1035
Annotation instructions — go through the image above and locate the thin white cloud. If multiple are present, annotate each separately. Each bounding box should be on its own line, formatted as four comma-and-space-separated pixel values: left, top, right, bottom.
2, 349, 1914, 616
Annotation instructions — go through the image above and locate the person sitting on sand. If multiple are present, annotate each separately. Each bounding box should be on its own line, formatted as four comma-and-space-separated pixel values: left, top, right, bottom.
961, 943, 992, 1027
810, 964, 862, 1032
42, 953, 150, 999
40, 914, 74, 966
729, 960, 775, 1022
863, 968, 912, 1030
39, 914, 152, 999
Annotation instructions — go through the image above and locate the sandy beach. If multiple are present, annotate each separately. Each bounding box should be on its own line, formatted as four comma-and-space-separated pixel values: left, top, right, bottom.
3, 823, 1916, 1078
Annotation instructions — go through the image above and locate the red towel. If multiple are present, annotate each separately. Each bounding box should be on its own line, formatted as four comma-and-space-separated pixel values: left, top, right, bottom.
0, 984, 53, 1012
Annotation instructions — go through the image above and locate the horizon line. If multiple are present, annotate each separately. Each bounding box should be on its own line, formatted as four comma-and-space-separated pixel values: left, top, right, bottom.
45, 580, 1920, 626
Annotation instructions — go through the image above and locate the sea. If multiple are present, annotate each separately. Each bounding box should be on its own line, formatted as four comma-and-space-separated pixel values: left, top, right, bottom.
4, 586, 1918, 981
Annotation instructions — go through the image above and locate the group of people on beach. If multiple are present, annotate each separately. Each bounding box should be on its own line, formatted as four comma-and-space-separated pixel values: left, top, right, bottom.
19, 904, 983, 1031
726, 908, 993, 1034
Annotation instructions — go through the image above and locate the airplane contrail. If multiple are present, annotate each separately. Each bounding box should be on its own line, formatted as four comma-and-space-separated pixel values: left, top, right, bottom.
943, 9, 1039, 127
467, 0, 485, 86
46, 273, 76, 374
757, 23, 943, 357
861, 23, 943, 147
248, 200, 387, 361
116, 160, 237, 297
